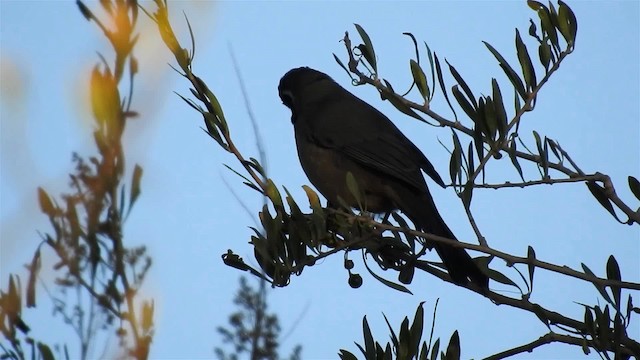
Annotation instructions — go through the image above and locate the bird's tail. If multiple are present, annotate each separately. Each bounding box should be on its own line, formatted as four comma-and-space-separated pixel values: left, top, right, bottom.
398, 188, 489, 289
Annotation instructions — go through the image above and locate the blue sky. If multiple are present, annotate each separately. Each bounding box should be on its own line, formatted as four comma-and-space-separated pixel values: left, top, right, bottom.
1, 1, 638, 359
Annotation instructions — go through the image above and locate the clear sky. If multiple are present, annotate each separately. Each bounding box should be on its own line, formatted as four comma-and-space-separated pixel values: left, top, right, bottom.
1, 1, 638, 359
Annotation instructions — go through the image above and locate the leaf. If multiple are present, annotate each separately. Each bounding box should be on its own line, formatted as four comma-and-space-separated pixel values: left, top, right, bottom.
354, 24, 377, 72
265, 179, 283, 209
483, 96, 498, 141
447, 61, 477, 109
606, 255, 621, 309
434, 53, 457, 120
586, 181, 620, 221
424, 42, 436, 101
532, 131, 548, 177
26, 248, 41, 308
37, 343, 55, 360
363, 256, 413, 294
128, 164, 143, 216
382, 80, 425, 122
483, 42, 527, 100
581, 263, 613, 305
76, 0, 93, 21
538, 42, 552, 72
444, 331, 460, 360
333, 53, 351, 78
362, 316, 376, 360
430, 338, 440, 360
558, 1, 578, 46
451, 85, 478, 123
467, 141, 475, 178
409, 302, 425, 358
302, 185, 321, 209
509, 140, 524, 181
515, 29, 537, 90
410, 60, 430, 100
491, 79, 508, 141
537, 5, 560, 51
628, 176, 640, 200
404, 32, 420, 63
449, 132, 462, 187
383, 314, 400, 349
526, 245, 536, 292
485, 267, 519, 288
338, 350, 359, 360
37, 187, 55, 215
461, 181, 473, 209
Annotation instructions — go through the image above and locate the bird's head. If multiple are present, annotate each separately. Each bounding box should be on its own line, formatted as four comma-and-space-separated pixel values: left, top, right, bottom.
278, 67, 334, 121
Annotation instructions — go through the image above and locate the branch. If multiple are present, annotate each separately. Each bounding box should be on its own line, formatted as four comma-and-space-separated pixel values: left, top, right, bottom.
471, 175, 599, 189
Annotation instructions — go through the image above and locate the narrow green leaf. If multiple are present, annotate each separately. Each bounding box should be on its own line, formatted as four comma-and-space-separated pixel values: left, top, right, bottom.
425, 42, 436, 101
546, 138, 562, 161
586, 181, 620, 221
483, 42, 527, 100
362, 316, 376, 359
491, 79, 508, 141
515, 29, 537, 90
538, 6, 560, 51
333, 53, 351, 79
265, 179, 283, 208
404, 32, 420, 63
509, 139, 524, 181
526, 0, 545, 11
383, 80, 425, 122
446, 61, 477, 109
434, 53, 457, 120
430, 338, 440, 360
527, 246, 536, 292
467, 141, 475, 176
528, 18, 538, 39
409, 303, 425, 358
383, 314, 400, 349
37, 187, 55, 215
451, 85, 477, 123
37, 343, 55, 360
485, 267, 519, 288
532, 131, 548, 177
628, 176, 640, 200
584, 306, 595, 336
449, 133, 462, 187
558, 1, 578, 46
606, 255, 621, 309
444, 331, 460, 360
461, 181, 473, 209
410, 60, 430, 100
76, 1, 93, 21
582, 263, 613, 305
363, 256, 413, 294
338, 350, 358, 360
354, 24, 377, 72
483, 96, 498, 141
128, 164, 143, 215
398, 317, 411, 358
538, 42, 552, 72
26, 248, 41, 308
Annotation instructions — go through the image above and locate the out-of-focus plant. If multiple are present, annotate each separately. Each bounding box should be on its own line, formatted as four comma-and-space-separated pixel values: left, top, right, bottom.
1, 1, 153, 359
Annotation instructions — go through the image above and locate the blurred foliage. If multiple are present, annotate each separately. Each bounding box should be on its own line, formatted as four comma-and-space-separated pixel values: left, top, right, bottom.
215, 277, 302, 360
1, 1, 152, 359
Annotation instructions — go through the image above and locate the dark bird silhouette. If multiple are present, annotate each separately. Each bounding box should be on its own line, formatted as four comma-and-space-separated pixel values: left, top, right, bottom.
278, 67, 488, 289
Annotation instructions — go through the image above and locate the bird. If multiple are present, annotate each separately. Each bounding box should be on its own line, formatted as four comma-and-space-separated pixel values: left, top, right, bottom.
278, 66, 488, 290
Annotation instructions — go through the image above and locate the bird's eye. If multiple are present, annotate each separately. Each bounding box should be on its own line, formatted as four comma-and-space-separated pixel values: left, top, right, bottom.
279, 90, 294, 108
